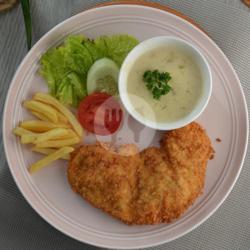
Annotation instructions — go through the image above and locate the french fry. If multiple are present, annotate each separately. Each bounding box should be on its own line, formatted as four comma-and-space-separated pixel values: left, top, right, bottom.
21, 133, 37, 144
14, 127, 38, 144
13, 127, 34, 136
33, 93, 83, 137
57, 112, 68, 123
32, 108, 68, 124
23, 100, 58, 123
29, 147, 74, 173
31, 111, 50, 122
15, 126, 77, 144
53, 129, 78, 140
13, 93, 84, 174
31, 147, 72, 160
20, 120, 70, 132
35, 128, 70, 143
35, 137, 80, 148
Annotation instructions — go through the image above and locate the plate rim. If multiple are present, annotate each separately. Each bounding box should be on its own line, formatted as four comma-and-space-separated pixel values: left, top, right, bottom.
2, 3, 249, 249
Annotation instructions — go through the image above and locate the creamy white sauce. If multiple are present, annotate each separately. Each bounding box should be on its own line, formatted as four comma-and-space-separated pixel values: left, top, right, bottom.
127, 46, 203, 123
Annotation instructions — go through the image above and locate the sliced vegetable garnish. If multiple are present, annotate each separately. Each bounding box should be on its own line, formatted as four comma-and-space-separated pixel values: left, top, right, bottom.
78, 93, 123, 135
87, 58, 119, 95
40, 34, 139, 107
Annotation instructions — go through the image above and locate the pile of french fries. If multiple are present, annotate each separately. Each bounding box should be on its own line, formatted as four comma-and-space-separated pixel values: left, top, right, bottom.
13, 93, 84, 174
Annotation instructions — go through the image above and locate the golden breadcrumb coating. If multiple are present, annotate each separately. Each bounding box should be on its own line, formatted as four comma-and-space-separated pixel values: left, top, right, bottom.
68, 122, 214, 224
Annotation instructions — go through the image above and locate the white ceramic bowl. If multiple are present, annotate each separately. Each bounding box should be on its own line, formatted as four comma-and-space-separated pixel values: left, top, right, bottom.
119, 36, 212, 130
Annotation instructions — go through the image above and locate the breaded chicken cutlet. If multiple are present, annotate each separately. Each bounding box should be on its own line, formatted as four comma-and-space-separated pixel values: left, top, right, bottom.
68, 122, 214, 224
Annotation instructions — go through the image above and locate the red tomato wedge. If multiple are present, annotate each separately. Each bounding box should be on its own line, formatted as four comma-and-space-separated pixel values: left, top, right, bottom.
78, 93, 123, 135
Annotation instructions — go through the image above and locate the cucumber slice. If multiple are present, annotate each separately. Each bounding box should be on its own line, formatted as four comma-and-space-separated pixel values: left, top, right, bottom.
87, 58, 119, 95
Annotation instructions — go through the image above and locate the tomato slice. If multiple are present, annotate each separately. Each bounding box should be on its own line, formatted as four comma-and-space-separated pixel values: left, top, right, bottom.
78, 92, 123, 135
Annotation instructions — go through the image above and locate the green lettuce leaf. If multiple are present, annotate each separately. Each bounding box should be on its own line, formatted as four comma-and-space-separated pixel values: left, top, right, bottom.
84, 39, 107, 61
40, 34, 139, 107
99, 35, 139, 66
40, 35, 89, 107
63, 35, 93, 75
40, 48, 65, 95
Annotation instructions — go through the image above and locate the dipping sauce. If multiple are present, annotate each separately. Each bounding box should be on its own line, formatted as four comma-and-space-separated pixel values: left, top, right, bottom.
127, 45, 203, 123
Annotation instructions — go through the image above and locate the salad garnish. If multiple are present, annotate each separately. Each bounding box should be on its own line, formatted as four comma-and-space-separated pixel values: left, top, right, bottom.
40, 34, 138, 106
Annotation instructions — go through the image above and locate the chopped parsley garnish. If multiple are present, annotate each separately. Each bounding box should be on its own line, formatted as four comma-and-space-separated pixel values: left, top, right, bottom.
143, 70, 172, 100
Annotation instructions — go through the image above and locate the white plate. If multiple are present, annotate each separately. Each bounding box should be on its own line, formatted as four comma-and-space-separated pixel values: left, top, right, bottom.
3, 4, 248, 249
